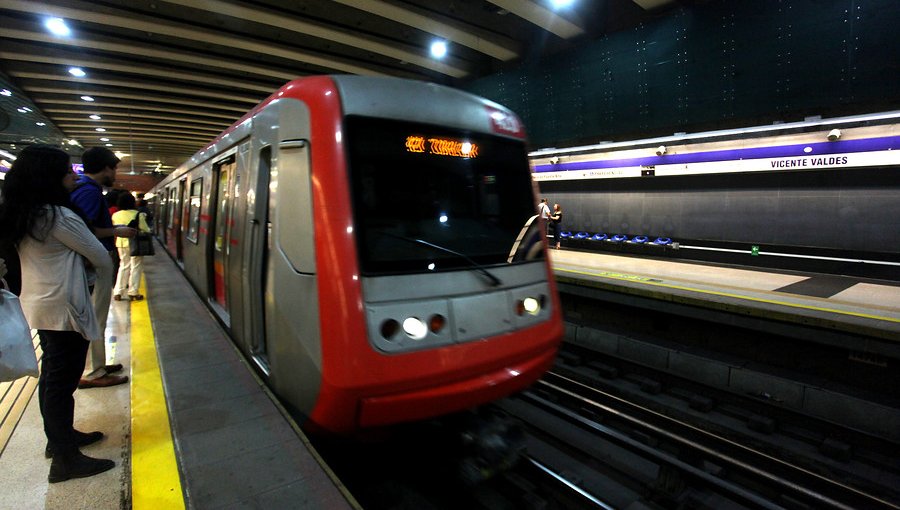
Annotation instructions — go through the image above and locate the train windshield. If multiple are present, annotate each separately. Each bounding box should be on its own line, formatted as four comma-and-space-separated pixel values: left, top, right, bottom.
346, 116, 541, 275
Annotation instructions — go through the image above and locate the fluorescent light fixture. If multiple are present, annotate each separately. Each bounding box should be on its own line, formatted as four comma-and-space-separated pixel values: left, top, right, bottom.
95, 127, 106, 132
68, 67, 86, 77
430, 40, 448, 59
45, 17, 71, 37
105, 143, 113, 147
100, 137, 109, 141
36, 122, 46, 126
89, 114, 101, 120
80, 95, 94, 102
0, 149, 16, 160
0, 89, 11, 97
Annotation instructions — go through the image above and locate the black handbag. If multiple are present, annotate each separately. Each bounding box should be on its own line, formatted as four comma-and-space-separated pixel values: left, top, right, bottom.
128, 213, 155, 257
130, 233, 155, 257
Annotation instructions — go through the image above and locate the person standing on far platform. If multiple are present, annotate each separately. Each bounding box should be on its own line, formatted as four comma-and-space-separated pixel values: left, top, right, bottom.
70, 147, 135, 389
0, 145, 116, 482
539, 198, 551, 220
551, 203, 563, 249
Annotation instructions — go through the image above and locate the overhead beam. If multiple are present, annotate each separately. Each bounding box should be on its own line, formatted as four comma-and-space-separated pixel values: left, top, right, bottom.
0, 1, 390, 76
164, 0, 470, 77
486, 0, 584, 39
0, 49, 277, 93
331, 0, 520, 61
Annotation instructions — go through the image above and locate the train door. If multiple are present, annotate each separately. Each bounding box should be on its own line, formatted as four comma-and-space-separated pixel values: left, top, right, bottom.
226, 142, 250, 348
165, 185, 177, 256
176, 179, 186, 263
246, 146, 272, 371
209, 154, 236, 324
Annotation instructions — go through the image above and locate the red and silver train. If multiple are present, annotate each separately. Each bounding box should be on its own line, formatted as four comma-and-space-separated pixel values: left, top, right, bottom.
149, 75, 563, 434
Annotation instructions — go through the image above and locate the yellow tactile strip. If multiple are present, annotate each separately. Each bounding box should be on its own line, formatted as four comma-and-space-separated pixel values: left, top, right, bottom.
130, 275, 185, 510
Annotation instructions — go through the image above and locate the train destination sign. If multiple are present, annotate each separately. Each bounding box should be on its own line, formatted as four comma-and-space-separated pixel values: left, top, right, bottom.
406, 136, 479, 158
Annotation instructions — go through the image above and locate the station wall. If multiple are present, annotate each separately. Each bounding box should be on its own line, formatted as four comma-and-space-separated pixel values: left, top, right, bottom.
537, 167, 900, 257
463, 0, 900, 149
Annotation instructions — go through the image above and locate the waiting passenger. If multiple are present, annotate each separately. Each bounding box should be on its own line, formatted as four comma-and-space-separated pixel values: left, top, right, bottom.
551, 203, 563, 249
70, 146, 135, 389
111, 193, 151, 301
0, 145, 116, 482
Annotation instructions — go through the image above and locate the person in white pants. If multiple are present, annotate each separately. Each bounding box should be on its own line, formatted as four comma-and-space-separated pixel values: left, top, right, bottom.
111, 193, 150, 301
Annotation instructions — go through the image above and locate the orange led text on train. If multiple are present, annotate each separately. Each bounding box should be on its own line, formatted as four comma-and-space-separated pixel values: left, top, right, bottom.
405, 136, 478, 158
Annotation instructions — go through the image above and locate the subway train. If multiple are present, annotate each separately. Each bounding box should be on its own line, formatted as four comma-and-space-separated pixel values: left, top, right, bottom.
148, 75, 563, 434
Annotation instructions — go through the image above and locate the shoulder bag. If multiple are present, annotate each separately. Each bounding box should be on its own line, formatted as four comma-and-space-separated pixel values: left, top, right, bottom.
0, 282, 39, 382
129, 213, 156, 257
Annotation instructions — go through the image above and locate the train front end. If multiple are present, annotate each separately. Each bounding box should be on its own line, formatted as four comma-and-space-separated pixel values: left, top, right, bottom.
309, 76, 563, 433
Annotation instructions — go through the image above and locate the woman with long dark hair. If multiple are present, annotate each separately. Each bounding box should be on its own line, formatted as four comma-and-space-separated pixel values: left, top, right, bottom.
0, 145, 115, 483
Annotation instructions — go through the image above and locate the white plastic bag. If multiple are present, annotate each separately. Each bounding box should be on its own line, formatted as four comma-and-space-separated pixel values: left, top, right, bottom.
0, 287, 39, 382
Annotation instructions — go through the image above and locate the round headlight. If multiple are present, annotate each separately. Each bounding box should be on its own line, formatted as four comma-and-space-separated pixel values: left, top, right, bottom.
523, 297, 540, 315
402, 317, 428, 340
429, 314, 446, 334
380, 319, 400, 340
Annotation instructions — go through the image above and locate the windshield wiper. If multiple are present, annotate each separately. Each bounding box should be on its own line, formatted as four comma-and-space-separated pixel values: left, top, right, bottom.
374, 230, 503, 287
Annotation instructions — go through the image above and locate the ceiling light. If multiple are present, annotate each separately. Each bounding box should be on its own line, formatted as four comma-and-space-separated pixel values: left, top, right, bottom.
0, 89, 11, 97
36, 122, 46, 126
105, 143, 113, 147
114, 151, 129, 159
68, 67, 86, 77
100, 137, 109, 141
80, 95, 94, 102
551, 0, 575, 8
45, 17, 71, 37
67, 139, 79, 146
430, 40, 448, 59
90, 114, 101, 120
95, 127, 106, 132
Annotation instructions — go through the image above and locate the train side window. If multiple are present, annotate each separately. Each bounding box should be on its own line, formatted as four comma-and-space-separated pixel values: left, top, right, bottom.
167, 187, 177, 229
275, 140, 315, 274
186, 178, 203, 243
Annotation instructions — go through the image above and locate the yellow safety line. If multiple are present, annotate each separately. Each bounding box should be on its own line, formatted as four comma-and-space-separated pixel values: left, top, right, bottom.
130, 275, 185, 510
557, 266, 900, 324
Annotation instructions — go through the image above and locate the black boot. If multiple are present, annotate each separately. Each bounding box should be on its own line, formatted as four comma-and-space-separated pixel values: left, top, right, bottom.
48, 449, 115, 483
45, 430, 104, 458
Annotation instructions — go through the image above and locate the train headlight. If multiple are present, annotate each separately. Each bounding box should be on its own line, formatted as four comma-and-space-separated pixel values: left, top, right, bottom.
523, 297, 540, 315
429, 314, 446, 334
516, 297, 542, 316
402, 317, 428, 340
380, 319, 400, 340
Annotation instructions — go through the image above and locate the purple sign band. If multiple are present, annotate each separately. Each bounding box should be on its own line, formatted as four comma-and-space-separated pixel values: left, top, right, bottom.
533, 136, 900, 173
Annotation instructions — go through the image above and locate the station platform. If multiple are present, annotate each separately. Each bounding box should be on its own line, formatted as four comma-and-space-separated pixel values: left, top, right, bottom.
550, 249, 900, 351
0, 251, 359, 509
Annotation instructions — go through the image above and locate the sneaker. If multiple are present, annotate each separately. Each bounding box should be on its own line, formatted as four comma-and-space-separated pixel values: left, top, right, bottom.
45, 431, 104, 458
128, 294, 144, 301
48, 450, 115, 483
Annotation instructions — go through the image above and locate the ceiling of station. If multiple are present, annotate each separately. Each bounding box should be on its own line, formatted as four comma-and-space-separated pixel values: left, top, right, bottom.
0, 0, 681, 176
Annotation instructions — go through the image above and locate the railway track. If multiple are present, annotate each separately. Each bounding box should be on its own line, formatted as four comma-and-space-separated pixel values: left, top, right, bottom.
494, 370, 900, 510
